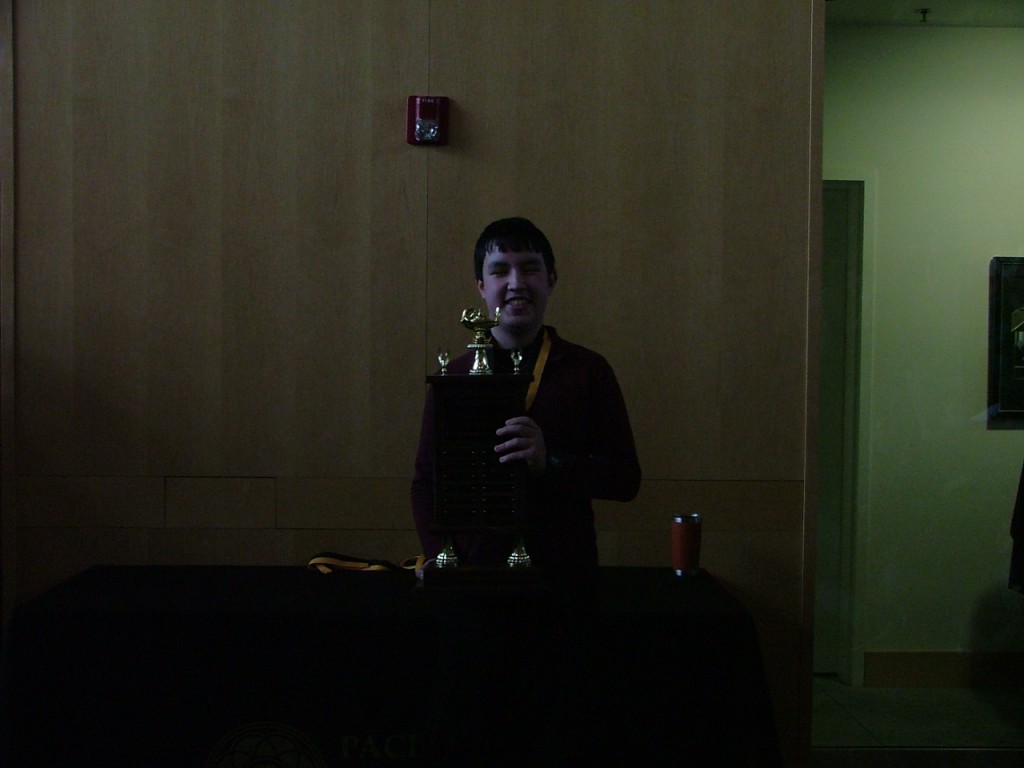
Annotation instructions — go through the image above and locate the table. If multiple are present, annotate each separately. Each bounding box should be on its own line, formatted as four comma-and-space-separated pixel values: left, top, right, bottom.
1, 566, 780, 767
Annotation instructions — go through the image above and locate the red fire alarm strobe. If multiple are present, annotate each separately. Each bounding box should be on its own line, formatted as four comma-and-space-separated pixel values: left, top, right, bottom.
407, 96, 450, 145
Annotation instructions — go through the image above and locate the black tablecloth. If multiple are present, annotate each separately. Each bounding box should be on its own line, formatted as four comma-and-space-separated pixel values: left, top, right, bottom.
1, 566, 780, 767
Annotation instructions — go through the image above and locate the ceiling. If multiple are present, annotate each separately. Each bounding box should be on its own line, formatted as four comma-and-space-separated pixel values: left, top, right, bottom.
826, 0, 1024, 28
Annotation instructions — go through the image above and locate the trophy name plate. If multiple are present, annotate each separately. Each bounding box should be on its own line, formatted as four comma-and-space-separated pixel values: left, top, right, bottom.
427, 373, 532, 532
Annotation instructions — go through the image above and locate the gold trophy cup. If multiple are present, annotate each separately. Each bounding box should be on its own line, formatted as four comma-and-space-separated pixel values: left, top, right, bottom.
460, 307, 501, 374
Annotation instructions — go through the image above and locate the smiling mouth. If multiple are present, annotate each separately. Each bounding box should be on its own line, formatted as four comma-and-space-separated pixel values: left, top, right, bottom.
504, 297, 530, 308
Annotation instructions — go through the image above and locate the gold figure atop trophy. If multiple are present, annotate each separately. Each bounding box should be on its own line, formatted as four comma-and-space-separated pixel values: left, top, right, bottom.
460, 307, 501, 374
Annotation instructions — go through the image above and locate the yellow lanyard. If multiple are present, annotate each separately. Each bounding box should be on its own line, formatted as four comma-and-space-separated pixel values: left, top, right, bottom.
525, 329, 551, 412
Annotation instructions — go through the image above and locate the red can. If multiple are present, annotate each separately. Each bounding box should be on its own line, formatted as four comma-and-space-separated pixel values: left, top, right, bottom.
672, 513, 702, 575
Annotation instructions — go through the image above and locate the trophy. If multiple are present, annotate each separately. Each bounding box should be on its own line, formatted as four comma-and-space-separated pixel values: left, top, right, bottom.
425, 308, 535, 578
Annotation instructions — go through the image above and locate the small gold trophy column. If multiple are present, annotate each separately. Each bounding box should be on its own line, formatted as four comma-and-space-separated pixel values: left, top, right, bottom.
460, 307, 500, 374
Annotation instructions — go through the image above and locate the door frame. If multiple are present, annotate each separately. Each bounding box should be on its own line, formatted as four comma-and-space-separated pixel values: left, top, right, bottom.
815, 179, 865, 683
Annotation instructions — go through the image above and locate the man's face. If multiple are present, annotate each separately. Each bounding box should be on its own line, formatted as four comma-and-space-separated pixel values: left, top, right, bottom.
477, 248, 556, 343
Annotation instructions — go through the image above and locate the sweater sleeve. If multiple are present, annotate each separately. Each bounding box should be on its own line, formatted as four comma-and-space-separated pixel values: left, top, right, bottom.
411, 386, 444, 559
535, 351, 641, 503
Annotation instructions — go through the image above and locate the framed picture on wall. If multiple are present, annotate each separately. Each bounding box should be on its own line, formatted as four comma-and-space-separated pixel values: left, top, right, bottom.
988, 257, 1024, 429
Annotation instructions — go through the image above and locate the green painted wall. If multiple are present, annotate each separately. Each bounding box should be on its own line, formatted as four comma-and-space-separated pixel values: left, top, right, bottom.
824, 26, 1024, 662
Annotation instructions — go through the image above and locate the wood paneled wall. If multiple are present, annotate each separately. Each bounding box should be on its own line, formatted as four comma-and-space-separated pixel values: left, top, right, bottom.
4, 2, 823, 764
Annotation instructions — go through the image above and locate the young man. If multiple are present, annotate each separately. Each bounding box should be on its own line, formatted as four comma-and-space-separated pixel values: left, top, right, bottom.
411, 217, 641, 574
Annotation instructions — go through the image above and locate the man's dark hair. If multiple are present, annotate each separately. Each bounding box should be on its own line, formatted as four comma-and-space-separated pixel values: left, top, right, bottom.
474, 217, 556, 281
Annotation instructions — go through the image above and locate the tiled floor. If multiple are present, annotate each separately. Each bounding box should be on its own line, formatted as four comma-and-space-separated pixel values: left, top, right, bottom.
812, 675, 1024, 767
